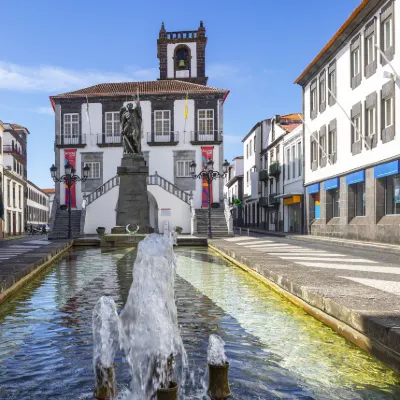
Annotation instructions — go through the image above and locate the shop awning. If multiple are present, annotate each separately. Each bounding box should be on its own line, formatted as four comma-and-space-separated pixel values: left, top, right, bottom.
275, 192, 303, 199
283, 195, 302, 205
307, 183, 320, 194
324, 177, 340, 190
374, 160, 400, 179
346, 170, 365, 185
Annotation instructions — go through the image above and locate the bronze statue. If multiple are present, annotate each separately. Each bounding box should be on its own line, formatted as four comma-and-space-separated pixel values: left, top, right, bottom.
120, 101, 142, 154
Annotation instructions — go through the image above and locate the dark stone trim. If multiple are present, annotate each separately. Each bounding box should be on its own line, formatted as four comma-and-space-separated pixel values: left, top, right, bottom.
97, 142, 123, 148
147, 141, 179, 147
150, 98, 174, 143
60, 103, 81, 139
190, 140, 222, 146
194, 99, 218, 141
56, 144, 87, 149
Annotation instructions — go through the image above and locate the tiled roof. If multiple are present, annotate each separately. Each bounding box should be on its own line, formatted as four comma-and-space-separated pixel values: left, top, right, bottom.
295, 0, 369, 85
41, 188, 56, 194
280, 113, 302, 121
51, 80, 228, 99
4, 123, 30, 134
278, 122, 302, 133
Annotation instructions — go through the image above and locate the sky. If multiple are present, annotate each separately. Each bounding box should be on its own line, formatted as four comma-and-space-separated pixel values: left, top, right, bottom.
0, 0, 361, 188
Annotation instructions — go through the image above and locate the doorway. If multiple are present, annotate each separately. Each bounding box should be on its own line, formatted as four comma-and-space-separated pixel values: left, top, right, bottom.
288, 204, 300, 233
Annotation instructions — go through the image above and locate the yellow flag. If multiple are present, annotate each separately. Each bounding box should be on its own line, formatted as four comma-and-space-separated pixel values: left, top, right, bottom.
184, 93, 189, 119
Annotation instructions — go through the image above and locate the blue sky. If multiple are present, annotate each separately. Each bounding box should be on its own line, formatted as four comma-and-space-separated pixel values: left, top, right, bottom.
0, 0, 360, 188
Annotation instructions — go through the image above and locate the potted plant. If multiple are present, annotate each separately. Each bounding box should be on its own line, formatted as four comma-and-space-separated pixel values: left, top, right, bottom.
96, 227, 106, 237
175, 226, 183, 234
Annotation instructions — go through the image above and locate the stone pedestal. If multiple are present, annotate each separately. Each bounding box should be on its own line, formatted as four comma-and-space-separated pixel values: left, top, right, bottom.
116, 154, 150, 233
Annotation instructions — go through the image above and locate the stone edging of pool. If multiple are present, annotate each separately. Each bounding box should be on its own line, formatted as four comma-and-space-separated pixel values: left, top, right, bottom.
0, 240, 74, 306
208, 242, 400, 375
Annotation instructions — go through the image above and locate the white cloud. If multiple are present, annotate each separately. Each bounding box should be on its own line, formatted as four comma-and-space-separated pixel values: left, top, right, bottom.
33, 106, 54, 115
0, 61, 158, 93
223, 134, 242, 144
207, 63, 240, 80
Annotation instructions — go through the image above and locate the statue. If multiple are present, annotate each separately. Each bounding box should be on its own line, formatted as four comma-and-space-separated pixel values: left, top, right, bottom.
120, 101, 142, 154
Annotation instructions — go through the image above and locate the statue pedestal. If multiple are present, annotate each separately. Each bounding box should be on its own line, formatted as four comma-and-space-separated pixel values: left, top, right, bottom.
115, 154, 151, 233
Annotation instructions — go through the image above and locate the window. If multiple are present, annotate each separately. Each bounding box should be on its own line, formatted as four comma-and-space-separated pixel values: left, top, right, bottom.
329, 189, 340, 218
85, 162, 101, 179
105, 112, 120, 136
311, 87, 317, 111
254, 137, 256, 152
366, 106, 376, 137
276, 146, 280, 163
352, 115, 361, 142
319, 134, 326, 164
366, 33, 375, 65
176, 160, 191, 177
297, 142, 302, 177
384, 174, 400, 215
383, 97, 393, 128
64, 113, 79, 138
246, 144, 249, 158
270, 150, 274, 162
328, 62, 336, 105
154, 110, 170, 135
246, 171, 249, 186
319, 76, 326, 105
291, 145, 295, 178
351, 47, 360, 77
286, 148, 290, 180
352, 182, 365, 217
249, 140, 252, 156
18, 186, 21, 209
383, 17, 393, 52
198, 109, 214, 133
311, 140, 317, 163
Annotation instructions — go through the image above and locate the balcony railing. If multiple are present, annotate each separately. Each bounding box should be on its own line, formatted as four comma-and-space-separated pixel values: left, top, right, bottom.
259, 197, 269, 207
3, 145, 26, 161
259, 169, 269, 182
190, 131, 223, 144
269, 193, 281, 205
56, 134, 87, 146
97, 134, 122, 146
147, 132, 179, 145
269, 162, 281, 177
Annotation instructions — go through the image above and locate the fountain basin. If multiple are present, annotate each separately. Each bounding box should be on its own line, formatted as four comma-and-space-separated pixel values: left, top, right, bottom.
207, 362, 232, 400
94, 363, 116, 400
100, 233, 147, 247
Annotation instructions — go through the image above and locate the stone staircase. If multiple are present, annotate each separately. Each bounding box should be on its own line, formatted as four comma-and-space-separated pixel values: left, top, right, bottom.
48, 209, 83, 240
195, 208, 230, 237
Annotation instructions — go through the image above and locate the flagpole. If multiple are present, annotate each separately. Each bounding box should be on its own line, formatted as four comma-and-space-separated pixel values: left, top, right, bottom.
183, 92, 188, 144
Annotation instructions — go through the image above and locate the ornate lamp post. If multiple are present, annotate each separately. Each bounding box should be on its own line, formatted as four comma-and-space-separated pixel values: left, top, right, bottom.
190, 159, 230, 239
50, 162, 90, 239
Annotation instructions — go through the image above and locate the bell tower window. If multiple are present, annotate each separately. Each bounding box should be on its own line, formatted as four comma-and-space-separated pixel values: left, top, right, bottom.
176, 47, 189, 69
174, 45, 191, 78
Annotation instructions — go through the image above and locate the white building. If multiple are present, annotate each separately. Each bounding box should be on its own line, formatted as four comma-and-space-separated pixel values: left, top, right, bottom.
27, 181, 50, 228
1, 123, 28, 237
295, 0, 400, 244
49, 22, 231, 238
282, 124, 303, 233
0, 122, 4, 238
224, 156, 244, 227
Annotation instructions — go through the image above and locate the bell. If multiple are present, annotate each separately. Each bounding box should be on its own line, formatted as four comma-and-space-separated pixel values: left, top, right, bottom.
178, 59, 185, 68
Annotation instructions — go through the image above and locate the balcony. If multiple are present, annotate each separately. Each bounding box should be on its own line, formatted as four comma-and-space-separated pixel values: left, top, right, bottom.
259, 169, 269, 182
269, 193, 281, 206
56, 134, 86, 148
259, 197, 269, 207
3, 145, 26, 162
147, 132, 179, 146
269, 162, 281, 177
97, 134, 122, 147
190, 131, 223, 145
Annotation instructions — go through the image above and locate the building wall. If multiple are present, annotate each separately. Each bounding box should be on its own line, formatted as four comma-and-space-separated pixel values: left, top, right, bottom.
3, 173, 24, 235
301, 0, 400, 243
167, 42, 198, 78
243, 130, 257, 199
26, 182, 49, 226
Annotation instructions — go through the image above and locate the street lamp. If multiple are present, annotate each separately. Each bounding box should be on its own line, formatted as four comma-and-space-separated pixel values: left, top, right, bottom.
190, 158, 230, 239
50, 162, 90, 239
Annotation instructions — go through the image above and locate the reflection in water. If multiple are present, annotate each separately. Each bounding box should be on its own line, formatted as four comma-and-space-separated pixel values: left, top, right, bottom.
0, 247, 398, 399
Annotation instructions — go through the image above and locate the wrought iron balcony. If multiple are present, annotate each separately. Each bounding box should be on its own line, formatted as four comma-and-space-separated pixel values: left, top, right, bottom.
269, 162, 281, 177
3, 145, 26, 162
259, 197, 269, 207
56, 134, 87, 148
147, 132, 179, 146
259, 169, 269, 182
190, 130, 223, 144
269, 193, 281, 205
97, 134, 122, 147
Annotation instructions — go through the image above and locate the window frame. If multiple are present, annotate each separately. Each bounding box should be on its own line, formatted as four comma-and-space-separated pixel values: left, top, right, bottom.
383, 97, 393, 129
85, 162, 101, 179
366, 33, 375, 65
291, 145, 296, 178
384, 174, 400, 215
154, 110, 171, 136
197, 109, 214, 134
366, 106, 376, 137
63, 113, 79, 138
383, 17, 393, 52
352, 47, 361, 78
297, 141, 302, 177
105, 111, 121, 137
286, 147, 291, 180
176, 160, 192, 178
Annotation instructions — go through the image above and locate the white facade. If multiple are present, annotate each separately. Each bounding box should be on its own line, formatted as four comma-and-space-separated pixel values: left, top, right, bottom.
27, 181, 50, 226
282, 125, 303, 233
297, 0, 400, 243
167, 42, 197, 78
242, 125, 260, 201
302, 0, 400, 186
224, 157, 244, 227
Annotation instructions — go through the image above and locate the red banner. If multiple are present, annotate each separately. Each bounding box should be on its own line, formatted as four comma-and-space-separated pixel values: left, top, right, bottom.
201, 146, 214, 208
64, 149, 77, 208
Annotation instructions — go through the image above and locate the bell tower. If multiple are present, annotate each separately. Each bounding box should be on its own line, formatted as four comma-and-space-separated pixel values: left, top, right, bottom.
157, 21, 208, 85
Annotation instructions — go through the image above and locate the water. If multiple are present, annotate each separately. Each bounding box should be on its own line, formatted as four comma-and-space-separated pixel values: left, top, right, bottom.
207, 335, 227, 366
0, 246, 399, 399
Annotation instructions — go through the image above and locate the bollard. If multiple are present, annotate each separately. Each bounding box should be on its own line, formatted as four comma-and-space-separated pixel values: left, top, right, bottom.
239, 228, 241, 236
94, 362, 116, 400
207, 362, 232, 400
157, 381, 178, 400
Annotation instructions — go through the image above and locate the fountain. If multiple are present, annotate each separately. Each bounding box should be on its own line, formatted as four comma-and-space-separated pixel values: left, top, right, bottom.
94, 234, 187, 399
207, 335, 232, 400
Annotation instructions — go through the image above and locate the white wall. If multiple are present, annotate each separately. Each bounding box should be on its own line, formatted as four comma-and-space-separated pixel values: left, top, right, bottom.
303, 0, 400, 185
167, 42, 197, 78
243, 130, 256, 198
